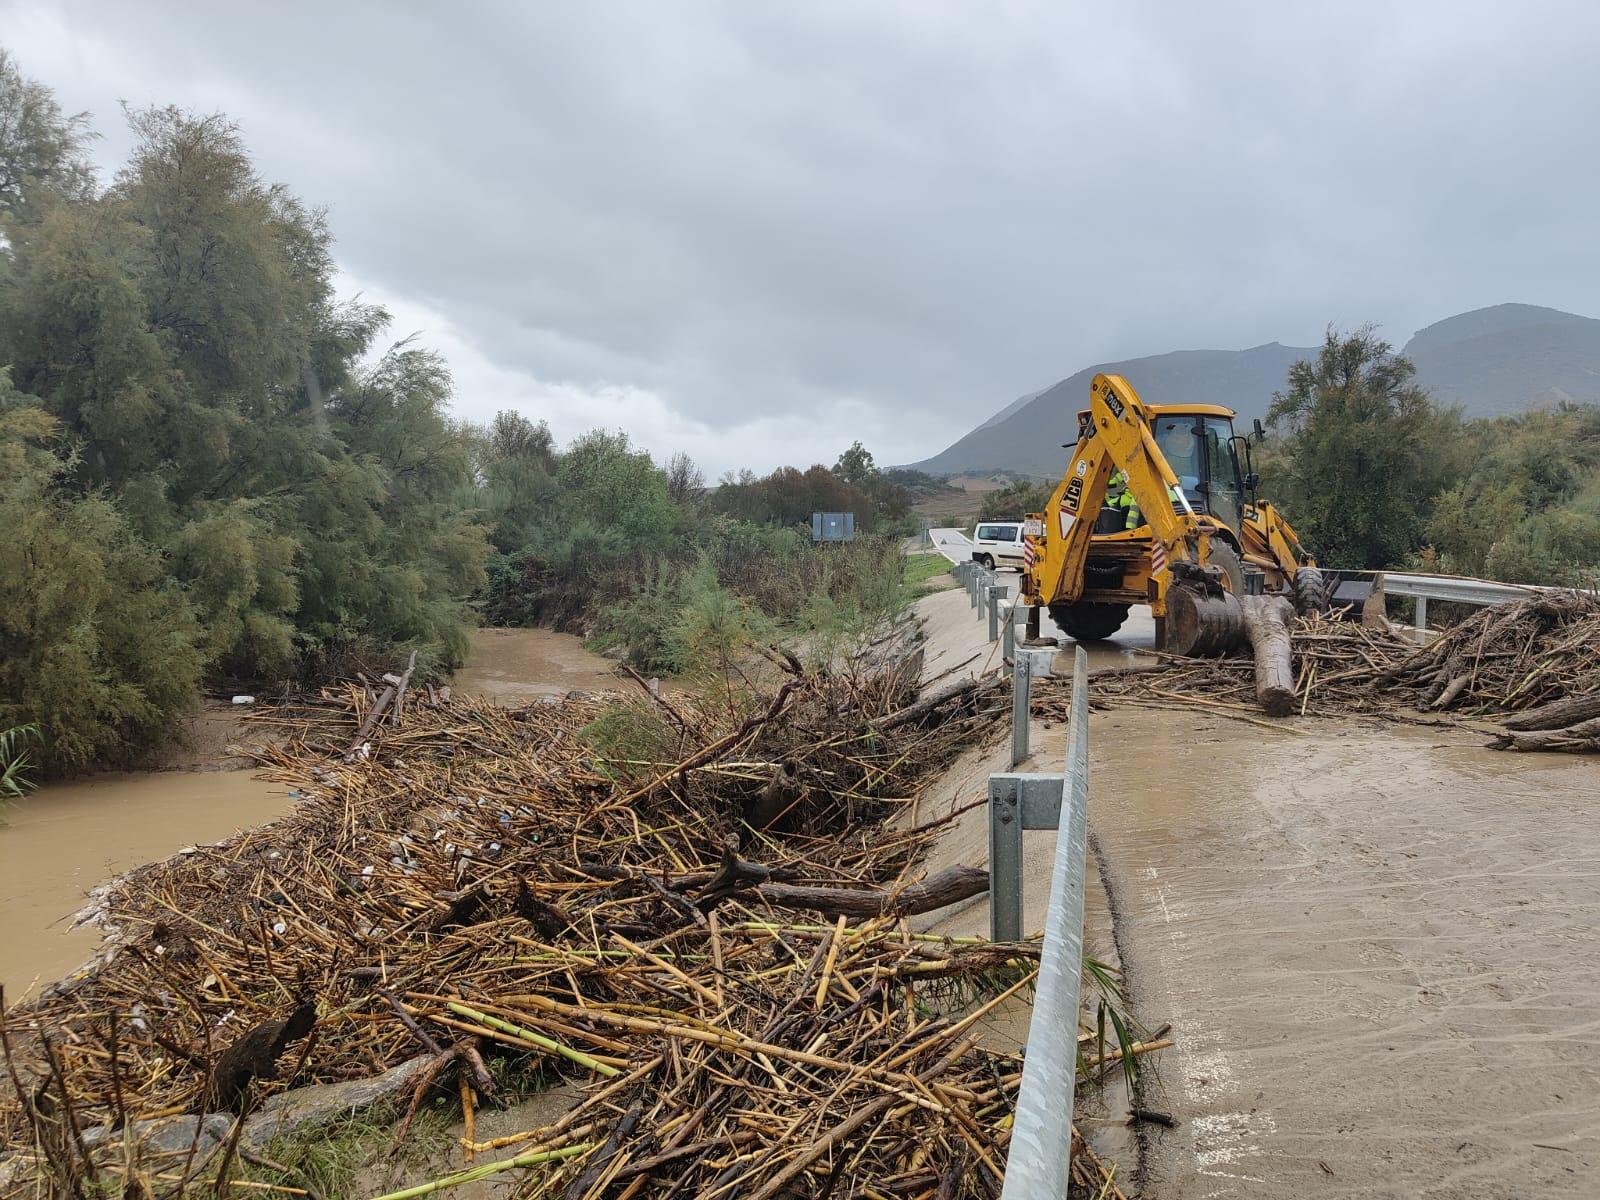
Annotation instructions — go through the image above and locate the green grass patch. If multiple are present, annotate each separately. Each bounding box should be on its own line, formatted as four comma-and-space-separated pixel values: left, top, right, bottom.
902, 551, 957, 598
239, 1105, 456, 1200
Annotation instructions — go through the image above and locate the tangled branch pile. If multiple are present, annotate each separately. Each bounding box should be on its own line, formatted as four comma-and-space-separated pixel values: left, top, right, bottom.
1057, 592, 1600, 752
0, 649, 1142, 1197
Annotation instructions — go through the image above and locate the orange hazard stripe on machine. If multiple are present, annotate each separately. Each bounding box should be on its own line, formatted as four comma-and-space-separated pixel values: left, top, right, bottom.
1150, 540, 1167, 574
1023, 535, 1038, 568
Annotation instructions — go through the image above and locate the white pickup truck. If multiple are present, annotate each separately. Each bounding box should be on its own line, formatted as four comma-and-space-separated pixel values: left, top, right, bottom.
969, 521, 1026, 570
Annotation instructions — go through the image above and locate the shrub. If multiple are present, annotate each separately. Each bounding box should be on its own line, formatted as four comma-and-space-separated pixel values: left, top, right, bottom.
0, 403, 206, 773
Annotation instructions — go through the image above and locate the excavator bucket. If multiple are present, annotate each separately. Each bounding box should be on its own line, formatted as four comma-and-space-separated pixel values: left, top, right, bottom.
1315, 569, 1387, 623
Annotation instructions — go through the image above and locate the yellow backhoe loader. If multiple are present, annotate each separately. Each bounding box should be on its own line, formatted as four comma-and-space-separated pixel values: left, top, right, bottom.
1020, 373, 1326, 652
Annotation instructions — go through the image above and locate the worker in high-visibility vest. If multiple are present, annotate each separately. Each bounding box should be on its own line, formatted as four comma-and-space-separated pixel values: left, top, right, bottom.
1108, 469, 1139, 528
1110, 469, 1182, 530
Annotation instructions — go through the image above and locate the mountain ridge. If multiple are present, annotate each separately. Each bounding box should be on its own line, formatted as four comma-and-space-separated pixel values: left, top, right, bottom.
907, 303, 1600, 478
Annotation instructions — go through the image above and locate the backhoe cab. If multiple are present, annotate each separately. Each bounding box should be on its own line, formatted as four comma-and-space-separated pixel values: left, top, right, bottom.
1021, 373, 1325, 651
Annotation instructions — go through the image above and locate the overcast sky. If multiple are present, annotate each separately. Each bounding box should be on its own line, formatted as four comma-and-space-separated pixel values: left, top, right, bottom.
5, 1, 1599, 473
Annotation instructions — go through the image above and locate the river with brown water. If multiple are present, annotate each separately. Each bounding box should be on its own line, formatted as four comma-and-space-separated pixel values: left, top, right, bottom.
0, 627, 619, 1000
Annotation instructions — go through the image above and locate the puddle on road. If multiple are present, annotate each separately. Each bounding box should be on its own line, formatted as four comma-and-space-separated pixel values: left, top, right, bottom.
0, 771, 289, 999
452, 626, 622, 703
1087, 710, 1600, 1196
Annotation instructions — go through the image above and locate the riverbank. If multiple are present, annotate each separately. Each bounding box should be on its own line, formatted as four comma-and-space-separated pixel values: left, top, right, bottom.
0, 622, 1038, 1196
0, 628, 621, 1001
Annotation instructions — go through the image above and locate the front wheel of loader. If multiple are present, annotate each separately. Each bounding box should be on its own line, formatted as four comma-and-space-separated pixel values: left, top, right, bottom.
1050, 601, 1131, 643
1293, 567, 1330, 616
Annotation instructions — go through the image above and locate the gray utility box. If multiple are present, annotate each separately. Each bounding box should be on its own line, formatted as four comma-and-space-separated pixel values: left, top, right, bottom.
811, 512, 856, 543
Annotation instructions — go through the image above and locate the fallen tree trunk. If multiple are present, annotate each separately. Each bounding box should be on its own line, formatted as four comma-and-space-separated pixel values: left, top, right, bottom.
1498, 692, 1600, 731
1241, 594, 1296, 717
1489, 714, 1600, 753
871, 675, 991, 731
753, 865, 989, 918
577, 855, 987, 919
1431, 673, 1471, 710
1165, 586, 1245, 656
342, 650, 417, 761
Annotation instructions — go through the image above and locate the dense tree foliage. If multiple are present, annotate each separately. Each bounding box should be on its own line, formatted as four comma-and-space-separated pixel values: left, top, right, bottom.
710, 460, 912, 531
1264, 328, 1463, 568
977, 477, 1052, 521
1423, 405, 1600, 585
0, 56, 486, 771
0, 50, 95, 216
474, 423, 914, 671
1264, 327, 1600, 584
0, 373, 205, 771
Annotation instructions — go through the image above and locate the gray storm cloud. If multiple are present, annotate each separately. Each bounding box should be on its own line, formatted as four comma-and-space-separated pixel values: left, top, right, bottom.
5, 0, 1598, 471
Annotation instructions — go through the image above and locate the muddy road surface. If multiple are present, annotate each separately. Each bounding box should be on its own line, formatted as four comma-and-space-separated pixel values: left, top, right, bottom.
1090, 709, 1600, 1197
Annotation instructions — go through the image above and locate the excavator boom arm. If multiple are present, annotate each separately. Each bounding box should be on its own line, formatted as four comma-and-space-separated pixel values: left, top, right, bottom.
1027, 373, 1204, 606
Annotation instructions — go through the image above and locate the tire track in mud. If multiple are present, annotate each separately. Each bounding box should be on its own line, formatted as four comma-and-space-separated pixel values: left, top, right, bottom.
1088, 823, 1160, 1192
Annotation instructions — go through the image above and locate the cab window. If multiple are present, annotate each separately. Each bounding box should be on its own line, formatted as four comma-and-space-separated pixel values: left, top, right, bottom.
1202, 418, 1243, 531
1152, 418, 1202, 493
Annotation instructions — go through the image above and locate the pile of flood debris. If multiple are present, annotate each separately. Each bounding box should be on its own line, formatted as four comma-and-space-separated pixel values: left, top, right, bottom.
0, 646, 1137, 1197
1062, 591, 1600, 752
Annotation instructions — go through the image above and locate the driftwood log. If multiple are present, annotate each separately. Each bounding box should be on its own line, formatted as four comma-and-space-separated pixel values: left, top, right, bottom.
1489, 714, 1600, 753
1497, 693, 1600, 732
341, 650, 418, 761
1240, 594, 1296, 717
1163, 573, 1298, 715
580, 851, 990, 921
692, 847, 987, 918
753, 865, 989, 918
1164, 564, 1244, 657
205, 1002, 316, 1113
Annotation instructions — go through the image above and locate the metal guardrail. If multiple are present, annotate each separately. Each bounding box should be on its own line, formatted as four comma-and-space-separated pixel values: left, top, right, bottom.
1375, 571, 1543, 631
988, 646, 1089, 1198
952, 558, 1090, 1190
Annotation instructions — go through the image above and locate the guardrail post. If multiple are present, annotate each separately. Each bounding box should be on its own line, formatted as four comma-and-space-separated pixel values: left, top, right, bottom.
1011, 649, 1031, 766
1001, 648, 1090, 1199
988, 777, 1023, 943
987, 584, 1008, 640
1414, 595, 1428, 632
1002, 604, 1016, 676
969, 565, 980, 608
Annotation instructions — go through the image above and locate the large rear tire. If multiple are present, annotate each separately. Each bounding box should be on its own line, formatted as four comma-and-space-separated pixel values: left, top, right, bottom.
1049, 601, 1131, 643
1293, 567, 1330, 616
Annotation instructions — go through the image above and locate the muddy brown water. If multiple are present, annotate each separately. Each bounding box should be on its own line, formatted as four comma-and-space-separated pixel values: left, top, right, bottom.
0, 627, 616, 999
452, 626, 622, 702
1088, 710, 1600, 1197
0, 772, 290, 999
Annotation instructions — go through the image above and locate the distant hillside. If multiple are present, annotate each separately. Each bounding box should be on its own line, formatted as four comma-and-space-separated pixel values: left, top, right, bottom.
1403, 304, 1600, 416
907, 343, 1308, 477
907, 303, 1600, 477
